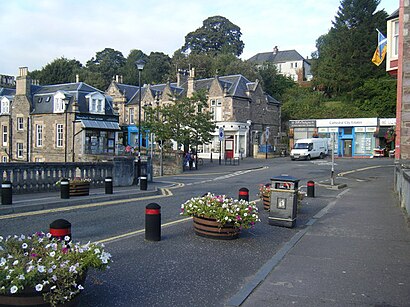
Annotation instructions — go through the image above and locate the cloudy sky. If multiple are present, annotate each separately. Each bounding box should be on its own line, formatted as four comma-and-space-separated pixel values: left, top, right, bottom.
1, 0, 397, 76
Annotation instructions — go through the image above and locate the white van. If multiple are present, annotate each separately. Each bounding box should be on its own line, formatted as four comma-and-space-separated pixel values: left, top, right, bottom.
290, 138, 328, 161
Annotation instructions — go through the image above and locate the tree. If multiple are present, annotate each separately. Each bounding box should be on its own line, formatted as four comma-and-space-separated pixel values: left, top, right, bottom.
143, 91, 215, 151
257, 63, 295, 99
29, 57, 83, 85
86, 48, 126, 89
181, 16, 244, 57
121, 49, 148, 85
311, 0, 389, 96
143, 52, 172, 84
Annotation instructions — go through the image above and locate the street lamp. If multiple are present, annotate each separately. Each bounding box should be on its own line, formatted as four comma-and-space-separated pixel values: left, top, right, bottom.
136, 59, 145, 180
64, 98, 70, 163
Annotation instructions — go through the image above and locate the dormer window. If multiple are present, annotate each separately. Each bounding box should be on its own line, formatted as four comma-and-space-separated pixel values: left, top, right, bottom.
86, 92, 105, 114
0, 97, 10, 115
53, 91, 67, 113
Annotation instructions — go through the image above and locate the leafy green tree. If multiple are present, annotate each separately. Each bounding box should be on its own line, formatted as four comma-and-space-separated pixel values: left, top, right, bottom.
257, 63, 295, 99
121, 49, 148, 85
143, 52, 172, 84
312, 0, 389, 96
352, 76, 397, 117
86, 48, 126, 89
29, 57, 83, 85
182, 16, 244, 57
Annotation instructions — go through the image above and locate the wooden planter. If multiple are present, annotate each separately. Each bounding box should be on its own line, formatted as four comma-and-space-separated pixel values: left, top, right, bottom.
262, 192, 270, 211
193, 216, 240, 240
0, 286, 82, 307
69, 182, 90, 197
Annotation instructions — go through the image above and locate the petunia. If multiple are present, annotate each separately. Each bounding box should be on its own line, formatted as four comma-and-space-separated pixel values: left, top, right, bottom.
10, 286, 18, 294
35, 284, 43, 292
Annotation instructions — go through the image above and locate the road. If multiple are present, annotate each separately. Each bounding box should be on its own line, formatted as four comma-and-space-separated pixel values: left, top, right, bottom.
0, 157, 395, 306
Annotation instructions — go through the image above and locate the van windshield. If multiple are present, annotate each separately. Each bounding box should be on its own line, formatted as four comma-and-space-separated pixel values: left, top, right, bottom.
294, 143, 309, 149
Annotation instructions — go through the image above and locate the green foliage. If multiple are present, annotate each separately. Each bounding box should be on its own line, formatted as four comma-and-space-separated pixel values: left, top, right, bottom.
29, 57, 83, 85
121, 49, 148, 85
181, 16, 244, 57
142, 52, 172, 84
312, 0, 389, 96
257, 63, 296, 99
143, 90, 215, 150
86, 48, 126, 89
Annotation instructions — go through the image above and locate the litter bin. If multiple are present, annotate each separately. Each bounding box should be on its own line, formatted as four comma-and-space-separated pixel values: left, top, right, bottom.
268, 175, 300, 228
140, 176, 148, 190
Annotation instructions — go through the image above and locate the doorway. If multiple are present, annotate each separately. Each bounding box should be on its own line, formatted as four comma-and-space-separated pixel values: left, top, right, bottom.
343, 139, 352, 157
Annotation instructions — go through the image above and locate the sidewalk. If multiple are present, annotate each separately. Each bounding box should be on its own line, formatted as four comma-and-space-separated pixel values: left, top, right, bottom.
0, 157, 268, 216
236, 166, 410, 306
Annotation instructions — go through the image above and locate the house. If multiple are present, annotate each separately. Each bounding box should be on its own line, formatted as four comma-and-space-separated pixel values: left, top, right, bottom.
386, 9, 399, 76
248, 46, 312, 82
0, 67, 120, 162
106, 68, 281, 158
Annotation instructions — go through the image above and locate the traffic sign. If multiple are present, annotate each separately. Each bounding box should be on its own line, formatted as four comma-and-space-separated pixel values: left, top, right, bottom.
219, 127, 225, 141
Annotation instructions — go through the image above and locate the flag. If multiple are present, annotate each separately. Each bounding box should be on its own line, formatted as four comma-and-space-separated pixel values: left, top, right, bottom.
372, 29, 387, 66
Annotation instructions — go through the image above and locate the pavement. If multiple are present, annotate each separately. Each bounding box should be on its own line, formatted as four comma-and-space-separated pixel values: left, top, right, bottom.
2, 158, 410, 306
235, 164, 410, 307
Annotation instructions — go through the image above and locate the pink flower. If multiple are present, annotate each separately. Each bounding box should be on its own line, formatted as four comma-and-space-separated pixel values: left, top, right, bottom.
236, 215, 242, 221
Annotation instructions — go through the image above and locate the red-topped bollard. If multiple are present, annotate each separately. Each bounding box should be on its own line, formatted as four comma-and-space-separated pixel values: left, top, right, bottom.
145, 203, 161, 241
1, 180, 12, 205
238, 187, 249, 201
105, 177, 113, 194
307, 180, 315, 198
50, 219, 71, 241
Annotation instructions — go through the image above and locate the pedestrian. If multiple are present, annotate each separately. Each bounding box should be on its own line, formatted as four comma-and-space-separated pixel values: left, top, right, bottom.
189, 150, 194, 170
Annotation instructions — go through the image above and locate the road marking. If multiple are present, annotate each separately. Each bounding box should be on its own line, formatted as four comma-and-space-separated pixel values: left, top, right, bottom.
337, 165, 394, 177
96, 217, 193, 244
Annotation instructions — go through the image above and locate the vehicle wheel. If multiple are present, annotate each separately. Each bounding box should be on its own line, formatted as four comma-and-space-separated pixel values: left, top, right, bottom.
306, 155, 311, 161
319, 153, 324, 159
291, 158, 295, 161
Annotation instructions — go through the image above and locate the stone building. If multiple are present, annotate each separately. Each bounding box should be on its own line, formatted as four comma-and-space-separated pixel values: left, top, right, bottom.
106, 68, 281, 158
0, 67, 120, 162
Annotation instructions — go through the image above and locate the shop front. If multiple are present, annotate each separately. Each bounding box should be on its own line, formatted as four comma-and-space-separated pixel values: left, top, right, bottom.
316, 118, 378, 158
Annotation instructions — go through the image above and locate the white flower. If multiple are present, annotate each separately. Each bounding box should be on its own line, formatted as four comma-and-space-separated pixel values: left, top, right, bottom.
6, 275, 10, 280
78, 285, 84, 290
12, 260, 19, 266
46, 233, 52, 238
64, 236, 70, 241
35, 284, 43, 292
244, 213, 248, 217
18, 274, 25, 280
94, 248, 100, 254
49, 251, 55, 257
37, 265, 46, 273
21, 243, 28, 249
10, 286, 18, 294
225, 216, 229, 220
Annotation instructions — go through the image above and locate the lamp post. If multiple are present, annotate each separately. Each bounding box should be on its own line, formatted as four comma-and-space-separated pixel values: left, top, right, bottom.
136, 59, 145, 181
64, 98, 70, 163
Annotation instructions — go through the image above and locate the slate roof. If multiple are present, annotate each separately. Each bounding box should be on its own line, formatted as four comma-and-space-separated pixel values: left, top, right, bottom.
126, 82, 184, 105
0, 88, 16, 96
387, 9, 399, 20
248, 49, 306, 64
31, 82, 115, 115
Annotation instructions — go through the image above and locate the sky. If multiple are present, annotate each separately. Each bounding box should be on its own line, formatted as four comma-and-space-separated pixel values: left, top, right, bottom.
0, 0, 398, 77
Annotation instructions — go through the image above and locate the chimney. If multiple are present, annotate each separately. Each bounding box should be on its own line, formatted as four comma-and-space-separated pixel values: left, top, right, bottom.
115, 75, 119, 83
120, 75, 123, 83
273, 46, 278, 54
187, 68, 195, 98
76, 74, 80, 83
16, 67, 31, 96
177, 69, 188, 87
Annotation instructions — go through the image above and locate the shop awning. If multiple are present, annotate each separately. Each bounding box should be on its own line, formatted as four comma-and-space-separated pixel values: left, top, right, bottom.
81, 120, 120, 130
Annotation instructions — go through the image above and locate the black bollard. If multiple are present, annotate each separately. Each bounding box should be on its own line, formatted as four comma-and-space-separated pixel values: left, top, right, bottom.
238, 187, 249, 201
60, 178, 70, 199
50, 219, 71, 241
105, 177, 113, 194
140, 176, 148, 191
307, 180, 315, 198
145, 203, 161, 241
1, 180, 12, 205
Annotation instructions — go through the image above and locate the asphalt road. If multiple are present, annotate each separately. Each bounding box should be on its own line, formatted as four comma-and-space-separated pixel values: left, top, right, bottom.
0, 157, 396, 306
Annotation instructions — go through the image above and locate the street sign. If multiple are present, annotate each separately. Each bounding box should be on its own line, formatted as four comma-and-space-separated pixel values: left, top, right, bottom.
265, 127, 270, 139
219, 127, 225, 141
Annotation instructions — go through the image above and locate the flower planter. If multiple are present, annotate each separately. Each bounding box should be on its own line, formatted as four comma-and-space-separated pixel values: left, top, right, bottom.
69, 182, 90, 197
0, 290, 81, 307
193, 216, 240, 240
262, 192, 270, 211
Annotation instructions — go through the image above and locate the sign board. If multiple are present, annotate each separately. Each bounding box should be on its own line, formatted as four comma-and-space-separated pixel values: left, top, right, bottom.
265, 127, 270, 139
218, 127, 225, 141
289, 120, 316, 128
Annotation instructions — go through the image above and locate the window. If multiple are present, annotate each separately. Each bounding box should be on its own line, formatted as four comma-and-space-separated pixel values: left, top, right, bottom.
295, 62, 298, 68
2, 156, 7, 163
17, 117, 23, 130
393, 21, 399, 57
129, 108, 135, 124
86, 92, 106, 114
56, 124, 63, 147
210, 100, 216, 107
17, 143, 23, 158
291, 63, 294, 68
1, 99, 9, 114
2, 126, 7, 146
36, 124, 43, 147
